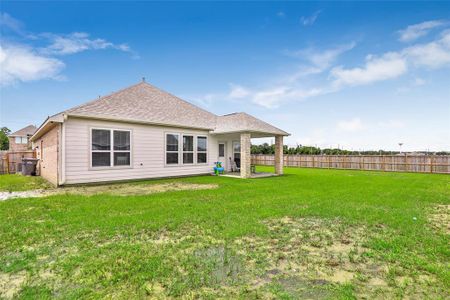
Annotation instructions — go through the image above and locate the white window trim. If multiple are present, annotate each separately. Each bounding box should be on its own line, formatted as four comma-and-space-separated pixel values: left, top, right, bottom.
182, 134, 194, 165
164, 132, 208, 167
165, 132, 181, 166
89, 127, 133, 170
196, 135, 208, 165
15, 136, 28, 144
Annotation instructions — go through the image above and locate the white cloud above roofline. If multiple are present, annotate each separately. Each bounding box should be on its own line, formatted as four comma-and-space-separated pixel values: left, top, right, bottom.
398, 20, 446, 42
0, 43, 65, 86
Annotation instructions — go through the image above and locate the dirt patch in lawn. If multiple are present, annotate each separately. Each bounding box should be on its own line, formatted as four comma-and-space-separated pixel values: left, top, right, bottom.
0, 271, 27, 299
428, 204, 450, 234
0, 182, 218, 200
61, 182, 218, 196
3, 216, 445, 299
232, 217, 445, 299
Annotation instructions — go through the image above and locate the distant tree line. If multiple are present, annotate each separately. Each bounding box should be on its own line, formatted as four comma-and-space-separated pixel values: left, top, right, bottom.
251, 143, 450, 156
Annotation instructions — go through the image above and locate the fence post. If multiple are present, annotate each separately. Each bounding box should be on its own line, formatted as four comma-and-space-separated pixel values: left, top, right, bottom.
6, 154, 10, 174
430, 156, 433, 173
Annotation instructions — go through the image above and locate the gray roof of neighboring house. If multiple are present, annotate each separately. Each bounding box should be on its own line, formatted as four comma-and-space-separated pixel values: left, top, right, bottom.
10, 125, 37, 137
57, 81, 289, 136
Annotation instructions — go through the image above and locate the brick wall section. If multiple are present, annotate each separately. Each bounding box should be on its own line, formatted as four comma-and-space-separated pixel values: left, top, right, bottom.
240, 133, 251, 178
35, 125, 59, 186
275, 135, 284, 175
8, 137, 29, 151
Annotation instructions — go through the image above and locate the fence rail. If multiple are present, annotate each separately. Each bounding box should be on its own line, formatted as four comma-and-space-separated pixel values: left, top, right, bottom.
0, 150, 36, 175
251, 154, 450, 174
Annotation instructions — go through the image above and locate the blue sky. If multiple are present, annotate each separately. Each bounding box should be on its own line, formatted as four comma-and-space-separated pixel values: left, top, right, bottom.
1, 1, 449, 151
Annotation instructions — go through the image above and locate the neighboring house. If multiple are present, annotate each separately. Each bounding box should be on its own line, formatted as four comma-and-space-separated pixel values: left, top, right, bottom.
30, 81, 288, 186
8, 125, 37, 151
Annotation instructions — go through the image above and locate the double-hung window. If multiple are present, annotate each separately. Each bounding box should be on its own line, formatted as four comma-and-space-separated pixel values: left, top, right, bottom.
166, 133, 179, 165
183, 135, 194, 164
91, 129, 131, 168
165, 133, 207, 165
197, 136, 207, 164
15, 137, 28, 144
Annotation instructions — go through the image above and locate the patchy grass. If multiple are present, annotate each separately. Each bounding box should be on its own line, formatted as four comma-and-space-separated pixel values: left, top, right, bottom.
0, 174, 51, 192
0, 167, 449, 299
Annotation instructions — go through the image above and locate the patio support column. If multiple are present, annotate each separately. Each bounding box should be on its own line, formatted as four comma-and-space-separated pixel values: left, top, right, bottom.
240, 132, 251, 178
275, 135, 284, 175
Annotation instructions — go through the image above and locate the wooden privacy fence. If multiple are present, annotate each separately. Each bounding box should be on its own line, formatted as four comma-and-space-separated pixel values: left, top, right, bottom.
0, 150, 36, 175
251, 154, 450, 174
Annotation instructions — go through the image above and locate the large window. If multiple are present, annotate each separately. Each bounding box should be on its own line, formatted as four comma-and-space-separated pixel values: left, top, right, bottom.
165, 133, 208, 166
183, 135, 194, 164
91, 129, 131, 168
197, 136, 207, 164
166, 134, 179, 165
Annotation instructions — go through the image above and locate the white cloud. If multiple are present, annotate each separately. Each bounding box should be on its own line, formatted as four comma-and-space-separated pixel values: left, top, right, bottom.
0, 13, 138, 86
398, 20, 446, 42
403, 31, 450, 68
284, 42, 356, 82
228, 84, 251, 99
0, 44, 65, 86
295, 42, 356, 69
196, 25, 450, 110
331, 52, 407, 87
378, 120, 406, 129
414, 77, 426, 86
251, 86, 326, 108
219, 43, 356, 108
337, 118, 365, 132
300, 10, 321, 26
276, 11, 285, 18
41, 32, 134, 56
0, 12, 24, 34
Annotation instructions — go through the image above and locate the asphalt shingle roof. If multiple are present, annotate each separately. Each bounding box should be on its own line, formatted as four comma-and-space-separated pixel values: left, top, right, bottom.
10, 125, 37, 137
214, 112, 288, 136
63, 82, 288, 136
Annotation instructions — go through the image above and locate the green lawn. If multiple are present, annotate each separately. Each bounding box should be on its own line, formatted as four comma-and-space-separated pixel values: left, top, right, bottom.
0, 167, 448, 299
0, 174, 51, 192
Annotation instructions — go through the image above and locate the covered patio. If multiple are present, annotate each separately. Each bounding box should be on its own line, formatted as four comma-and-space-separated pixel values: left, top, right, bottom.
211, 113, 289, 179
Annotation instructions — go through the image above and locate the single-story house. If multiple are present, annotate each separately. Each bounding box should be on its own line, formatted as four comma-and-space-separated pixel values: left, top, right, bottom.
8, 125, 37, 151
30, 81, 289, 186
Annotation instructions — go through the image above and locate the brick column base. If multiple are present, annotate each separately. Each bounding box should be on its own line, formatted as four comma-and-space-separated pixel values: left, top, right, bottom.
240, 133, 251, 178
275, 135, 284, 175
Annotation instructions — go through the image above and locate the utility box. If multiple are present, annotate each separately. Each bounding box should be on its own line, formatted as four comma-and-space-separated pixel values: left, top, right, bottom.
21, 158, 39, 176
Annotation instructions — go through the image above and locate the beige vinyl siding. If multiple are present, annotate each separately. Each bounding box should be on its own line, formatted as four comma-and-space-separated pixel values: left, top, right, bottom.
64, 117, 218, 184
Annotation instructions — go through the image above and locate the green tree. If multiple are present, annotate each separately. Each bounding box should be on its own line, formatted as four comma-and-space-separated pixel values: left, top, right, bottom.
0, 127, 11, 150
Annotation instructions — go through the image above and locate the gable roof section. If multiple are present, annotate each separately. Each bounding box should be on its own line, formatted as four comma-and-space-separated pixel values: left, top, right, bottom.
65, 82, 217, 130
10, 125, 37, 137
213, 112, 289, 136
37, 81, 288, 138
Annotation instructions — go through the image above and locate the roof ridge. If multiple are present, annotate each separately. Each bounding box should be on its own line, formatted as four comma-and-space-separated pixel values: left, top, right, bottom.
64, 81, 145, 114
10, 124, 37, 136
141, 82, 218, 118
